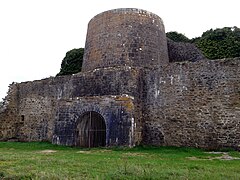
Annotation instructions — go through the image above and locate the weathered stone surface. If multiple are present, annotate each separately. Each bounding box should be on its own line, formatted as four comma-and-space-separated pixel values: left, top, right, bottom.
0, 67, 143, 147
0, 8, 240, 150
167, 38, 205, 62
142, 58, 240, 150
82, 8, 169, 72
0, 83, 20, 141
53, 95, 135, 147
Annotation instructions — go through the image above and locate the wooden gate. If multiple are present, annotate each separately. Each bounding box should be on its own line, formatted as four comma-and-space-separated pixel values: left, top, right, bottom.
75, 111, 106, 148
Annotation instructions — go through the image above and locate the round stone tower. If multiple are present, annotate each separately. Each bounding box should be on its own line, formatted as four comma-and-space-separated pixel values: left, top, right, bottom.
82, 8, 169, 72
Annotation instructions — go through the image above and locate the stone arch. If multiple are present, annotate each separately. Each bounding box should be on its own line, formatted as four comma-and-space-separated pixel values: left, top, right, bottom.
75, 111, 106, 148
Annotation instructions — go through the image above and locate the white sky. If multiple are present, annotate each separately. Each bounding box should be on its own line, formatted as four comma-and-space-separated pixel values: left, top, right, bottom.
0, 0, 239, 99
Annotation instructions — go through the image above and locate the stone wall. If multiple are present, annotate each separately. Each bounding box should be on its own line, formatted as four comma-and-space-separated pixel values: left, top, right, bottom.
167, 39, 205, 62
1, 8, 240, 150
82, 8, 169, 72
0, 83, 20, 140
142, 58, 240, 150
1, 58, 240, 149
53, 95, 136, 147
0, 67, 143, 146
17, 67, 141, 98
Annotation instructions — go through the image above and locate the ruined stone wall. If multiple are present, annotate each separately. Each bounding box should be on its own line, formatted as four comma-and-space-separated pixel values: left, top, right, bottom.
17, 67, 140, 98
0, 67, 143, 146
1, 8, 240, 150
82, 8, 169, 72
53, 95, 136, 147
0, 83, 20, 140
167, 39, 205, 62
143, 58, 240, 149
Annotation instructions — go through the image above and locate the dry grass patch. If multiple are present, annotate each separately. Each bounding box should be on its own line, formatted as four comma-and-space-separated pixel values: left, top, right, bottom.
39, 150, 57, 154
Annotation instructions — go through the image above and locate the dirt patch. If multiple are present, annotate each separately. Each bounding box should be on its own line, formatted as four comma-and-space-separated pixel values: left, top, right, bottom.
96, 149, 112, 153
187, 152, 240, 161
217, 154, 240, 160
77, 151, 92, 154
99, 149, 112, 152
77, 150, 112, 154
207, 152, 226, 155
39, 150, 57, 154
123, 152, 147, 157
206, 152, 240, 160
187, 157, 204, 161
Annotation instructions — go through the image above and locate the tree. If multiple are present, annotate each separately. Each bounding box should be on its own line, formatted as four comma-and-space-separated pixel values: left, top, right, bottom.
57, 48, 84, 76
167, 27, 240, 60
194, 27, 240, 59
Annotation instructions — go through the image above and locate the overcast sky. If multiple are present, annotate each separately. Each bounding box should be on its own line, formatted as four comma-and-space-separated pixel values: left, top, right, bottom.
0, 0, 239, 99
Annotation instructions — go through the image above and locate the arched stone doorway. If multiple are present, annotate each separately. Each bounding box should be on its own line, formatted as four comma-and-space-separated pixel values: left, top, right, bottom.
75, 111, 106, 148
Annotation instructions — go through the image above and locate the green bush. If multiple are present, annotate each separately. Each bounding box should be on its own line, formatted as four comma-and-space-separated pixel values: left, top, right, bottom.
57, 48, 84, 76
167, 27, 240, 59
194, 27, 240, 59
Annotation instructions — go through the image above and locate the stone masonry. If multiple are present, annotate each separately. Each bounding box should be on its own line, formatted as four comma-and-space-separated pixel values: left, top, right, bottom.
0, 8, 240, 150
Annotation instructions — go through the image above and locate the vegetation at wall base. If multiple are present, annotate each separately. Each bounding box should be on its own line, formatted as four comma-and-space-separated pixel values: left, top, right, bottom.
0, 142, 240, 179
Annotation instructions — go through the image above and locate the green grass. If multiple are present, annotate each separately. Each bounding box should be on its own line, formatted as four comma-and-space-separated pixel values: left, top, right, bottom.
0, 142, 239, 179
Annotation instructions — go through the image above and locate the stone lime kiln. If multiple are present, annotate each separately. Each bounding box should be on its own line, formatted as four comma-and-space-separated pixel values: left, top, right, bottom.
0, 8, 240, 150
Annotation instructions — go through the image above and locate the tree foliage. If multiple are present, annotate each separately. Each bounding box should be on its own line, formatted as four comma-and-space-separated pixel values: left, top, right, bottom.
57, 48, 84, 76
194, 27, 240, 59
167, 27, 240, 59
57, 27, 240, 76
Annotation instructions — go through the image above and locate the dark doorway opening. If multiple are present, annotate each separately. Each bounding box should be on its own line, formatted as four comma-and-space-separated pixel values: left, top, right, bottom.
75, 111, 106, 148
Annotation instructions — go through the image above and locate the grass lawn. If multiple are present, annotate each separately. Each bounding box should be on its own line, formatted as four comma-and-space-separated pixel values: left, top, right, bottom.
0, 142, 239, 179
